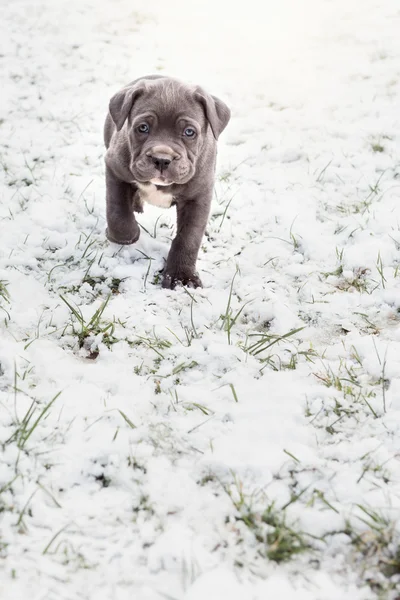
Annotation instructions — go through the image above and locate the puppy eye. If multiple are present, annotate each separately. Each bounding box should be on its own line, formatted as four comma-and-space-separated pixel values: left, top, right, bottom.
183, 127, 196, 138
137, 123, 150, 134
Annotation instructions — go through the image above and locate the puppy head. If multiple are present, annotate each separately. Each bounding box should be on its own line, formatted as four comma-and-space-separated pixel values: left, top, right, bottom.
109, 77, 230, 186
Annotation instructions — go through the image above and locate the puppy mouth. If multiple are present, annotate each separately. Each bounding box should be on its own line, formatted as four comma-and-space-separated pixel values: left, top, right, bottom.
150, 177, 173, 186
131, 169, 174, 186
132, 163, 194, 186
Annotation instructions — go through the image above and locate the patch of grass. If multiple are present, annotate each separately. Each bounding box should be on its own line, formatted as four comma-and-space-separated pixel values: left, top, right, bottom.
246, 326, 305, 356
198, 473, 217, 486
184, 401, 213, 415
48, 253, 129, 299
7, 178, 33, 188
171, 360, 199, 376
42, 524, 72, 556
357, 456, 391, 486
376, 252, 387, 290
82, 274, 124, 295
371, 141, 385, 153
372, 339, 389, 414
5, 390, 62, 451
0, 280, 9, 303
312, 352, 388, 422
264, 218, 303, 253
44, 531, 96, 570
219, 266, 251, 344
316, 158, 333, 183
0, 280, 10, 320
94, 473, 111, 488
0, 538, 8, 559
367, 170, 387, 197
289, 216, 302, 251
15, 489, 38, 532
262, 503, 312, 563
225, 466, 400, 593
344, 506, 400, 595
132, 494, 154, 520
127, 456, 147, 473
117, 409, 136, 429
60, 294, 118, 357
217, 194, 236, 231
182, 287, 200, 343
245, 326, 305, 371
223, 477, 312, 564
354, 312, 381, 335
266, 345, 318, 372
337, 171, 387, 216
167, 388, 213, 415
129, 330, 172, 359
343, 268, 371, 293
323, 252, 371, 292
214, 382, 239, 403
152, 271, 162, 285
315, 367, 376, 419
0, 474, 19, 556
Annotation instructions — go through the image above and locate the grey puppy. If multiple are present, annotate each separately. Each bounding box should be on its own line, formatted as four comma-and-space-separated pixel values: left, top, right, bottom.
104, 75, 230, 289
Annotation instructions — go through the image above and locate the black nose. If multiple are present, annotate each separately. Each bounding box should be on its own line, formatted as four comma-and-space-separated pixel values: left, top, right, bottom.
151, 155, 171, 172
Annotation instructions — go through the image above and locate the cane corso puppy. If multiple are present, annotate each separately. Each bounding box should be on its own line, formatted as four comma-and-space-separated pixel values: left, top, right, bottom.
104, 75, 230, 289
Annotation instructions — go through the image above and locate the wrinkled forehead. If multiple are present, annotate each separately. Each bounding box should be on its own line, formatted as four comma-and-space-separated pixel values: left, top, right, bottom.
133, 80, 205, 123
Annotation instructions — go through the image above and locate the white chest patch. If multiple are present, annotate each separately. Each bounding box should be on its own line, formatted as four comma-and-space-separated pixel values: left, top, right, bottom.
136, 182, 174, 209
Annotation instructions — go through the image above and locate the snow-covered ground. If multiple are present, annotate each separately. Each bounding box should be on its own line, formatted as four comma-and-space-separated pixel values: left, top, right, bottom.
1, 0, 400, 598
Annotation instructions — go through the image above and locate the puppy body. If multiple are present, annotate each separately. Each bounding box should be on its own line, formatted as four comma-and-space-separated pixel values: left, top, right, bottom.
104, 75, 230, 289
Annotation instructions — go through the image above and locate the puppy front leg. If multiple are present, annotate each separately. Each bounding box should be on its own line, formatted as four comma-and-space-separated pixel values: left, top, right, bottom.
162, 194, 211, 289
105, 166, 140, 245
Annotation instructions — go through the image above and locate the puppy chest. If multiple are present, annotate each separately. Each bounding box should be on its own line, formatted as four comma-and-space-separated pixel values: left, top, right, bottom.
136, 182, 174, 209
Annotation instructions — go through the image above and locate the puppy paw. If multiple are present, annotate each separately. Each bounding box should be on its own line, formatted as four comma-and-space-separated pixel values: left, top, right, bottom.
106, 227, 140, 246
162, 272, 203, 290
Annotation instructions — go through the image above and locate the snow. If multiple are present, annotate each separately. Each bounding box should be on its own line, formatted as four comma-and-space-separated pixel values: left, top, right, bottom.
1, 0, 400, 598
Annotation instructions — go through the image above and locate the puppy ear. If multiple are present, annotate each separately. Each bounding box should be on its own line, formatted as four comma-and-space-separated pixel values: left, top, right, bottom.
195, 90, 231, 140
109, 85, 144, 131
